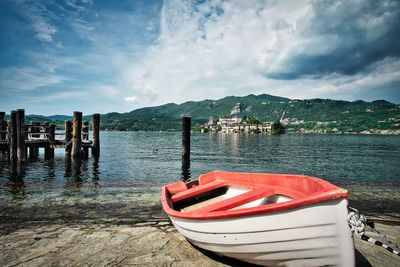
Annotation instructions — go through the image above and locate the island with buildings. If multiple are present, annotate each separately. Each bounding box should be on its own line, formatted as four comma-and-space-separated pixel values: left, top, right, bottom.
201, 114, 272, 133
199, 102, 285, 134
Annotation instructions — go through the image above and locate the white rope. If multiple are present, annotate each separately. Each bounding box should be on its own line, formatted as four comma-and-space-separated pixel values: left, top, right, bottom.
347, 207, 400, 256
347, 210, 366, 238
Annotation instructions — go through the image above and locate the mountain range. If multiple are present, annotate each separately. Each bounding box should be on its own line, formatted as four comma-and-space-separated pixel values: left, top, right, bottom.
4, 94, 400, 134
100, 94, 399, 134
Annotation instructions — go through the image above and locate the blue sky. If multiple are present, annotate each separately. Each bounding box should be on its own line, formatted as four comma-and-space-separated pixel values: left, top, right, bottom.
0, 0, 399, 115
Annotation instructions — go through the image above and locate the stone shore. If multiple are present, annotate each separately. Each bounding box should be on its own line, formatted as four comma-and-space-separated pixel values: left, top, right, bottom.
0, 220, 399, 267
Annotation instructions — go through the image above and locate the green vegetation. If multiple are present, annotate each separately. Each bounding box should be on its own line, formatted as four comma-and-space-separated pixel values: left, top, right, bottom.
271, 120, 285, 134
132, 216, 145, 224
3, 94, 399, 134
110, 218, 120, 226
94, 95, 398, 134
244, 116, 261, 124
92, 218, 105, 224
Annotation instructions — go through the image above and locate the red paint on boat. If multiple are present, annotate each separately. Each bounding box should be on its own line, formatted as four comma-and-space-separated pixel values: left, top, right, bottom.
162, 171, 349, 220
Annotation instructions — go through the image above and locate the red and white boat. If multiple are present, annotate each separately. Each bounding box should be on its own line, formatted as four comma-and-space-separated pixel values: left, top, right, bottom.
162, 171, 355, 266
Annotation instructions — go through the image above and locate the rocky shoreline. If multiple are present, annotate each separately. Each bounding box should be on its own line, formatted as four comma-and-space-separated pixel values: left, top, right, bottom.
0, 220, 233, 267
1, 219, 399, 267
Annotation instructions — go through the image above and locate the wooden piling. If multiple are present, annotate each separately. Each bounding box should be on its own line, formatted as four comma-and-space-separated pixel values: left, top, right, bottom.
29, 122, 40, 159
16, 109, 26, 162
82, 121, 89, 159
182, 116, 191, 163
9, 111, 17, 162
65, 120, 72, 154
0, 112, 5, 141
45, 124, 55, 159
50, 124, 55, 142
181, 157, 191, 181
92, 113, 100, 158
0, 112, 5, 157
71, 111, 82, 158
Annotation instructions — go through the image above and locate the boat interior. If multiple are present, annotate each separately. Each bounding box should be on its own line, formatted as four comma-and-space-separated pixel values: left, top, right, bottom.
176, 186, 294, 213
166, 171, 346, 215
170, 181, 301, 214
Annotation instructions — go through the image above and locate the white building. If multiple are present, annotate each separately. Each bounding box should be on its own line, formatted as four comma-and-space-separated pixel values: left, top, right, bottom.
217, 115, 242, 125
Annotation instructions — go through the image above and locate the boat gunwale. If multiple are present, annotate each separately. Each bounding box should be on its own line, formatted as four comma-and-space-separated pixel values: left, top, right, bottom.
162, 171, 349, 220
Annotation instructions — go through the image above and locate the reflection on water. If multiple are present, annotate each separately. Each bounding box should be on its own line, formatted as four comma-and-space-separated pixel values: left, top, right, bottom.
7, 162, 26, 201
45, 159, 56, 182
0, 132, 399, 220
92, 158, 100, 185
3, 154, 186, 190
3, 157, 103, 198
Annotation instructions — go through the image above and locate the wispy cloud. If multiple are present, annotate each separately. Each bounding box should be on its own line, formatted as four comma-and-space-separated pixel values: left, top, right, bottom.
65, 0, 93, 12
124, 96, 138, 103
0, 66, 66, 91
30, 90, 87, 102
15, 0, 58, 43
14, 0, 95, 45
1, 0, 161, 114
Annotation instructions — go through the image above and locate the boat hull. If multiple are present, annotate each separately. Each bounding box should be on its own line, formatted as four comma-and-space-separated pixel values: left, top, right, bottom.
169, 198, 354, 266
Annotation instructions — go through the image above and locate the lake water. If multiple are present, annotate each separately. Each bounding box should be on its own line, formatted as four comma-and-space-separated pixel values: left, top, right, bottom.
0, 132, 399, 223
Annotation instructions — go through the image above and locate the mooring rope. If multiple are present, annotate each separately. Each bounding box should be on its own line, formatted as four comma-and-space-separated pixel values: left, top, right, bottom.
347, 207, 400, 256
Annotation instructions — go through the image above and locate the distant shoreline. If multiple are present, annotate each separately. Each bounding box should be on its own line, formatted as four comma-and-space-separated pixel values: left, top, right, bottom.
101, 129, 400, 136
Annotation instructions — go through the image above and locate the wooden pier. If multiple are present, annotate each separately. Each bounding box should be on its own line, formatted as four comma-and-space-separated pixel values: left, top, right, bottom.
0, 109, 100, 162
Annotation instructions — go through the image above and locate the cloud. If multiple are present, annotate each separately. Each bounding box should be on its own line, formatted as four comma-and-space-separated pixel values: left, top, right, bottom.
14, 0, 95, 45
30, 90, 88, 102
15, 0, 58, 42
124, 0, 400, 105
65, 0, 93, 12
269, 0, 400, 78
68, 18, 95, 40
124, 96, 138, 103
3, 0, 399, 116
0, 66, 66, 91
1, 0, 163, 114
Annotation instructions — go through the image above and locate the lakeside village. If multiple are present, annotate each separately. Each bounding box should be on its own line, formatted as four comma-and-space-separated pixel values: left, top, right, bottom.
199, 102, 400, 135
199, 103, 285, 134
200, 114, 400, 135
200, 115, 283, 134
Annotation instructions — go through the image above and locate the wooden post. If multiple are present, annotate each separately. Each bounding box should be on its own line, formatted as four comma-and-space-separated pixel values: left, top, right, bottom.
29, 122, 40, 159
6, 121, 11, 154
65, 120, 72, 154
44, 123, 50, 159
0, 112, 5, 142
71, 111, 82, 158
49, 124, 55, 142
82, 121, 89, 159
181, 157, 191, 181
9, 111, 17, 162
0, 112, 5, 157
92, 113, 100, 158
182, 116, 191, 162
16, 109, 26, 162
45, 124, 55, 159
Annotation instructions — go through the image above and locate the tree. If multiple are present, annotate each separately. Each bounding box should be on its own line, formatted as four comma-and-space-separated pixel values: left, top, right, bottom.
272, 120, 285, 134
245, 116, 261, 124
